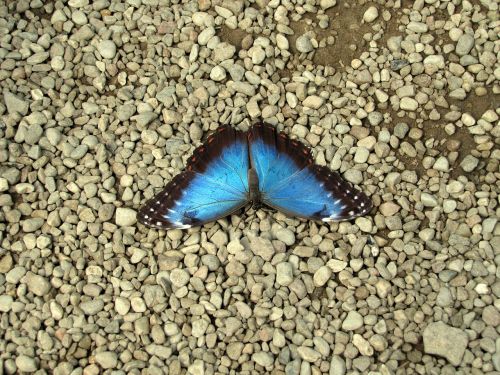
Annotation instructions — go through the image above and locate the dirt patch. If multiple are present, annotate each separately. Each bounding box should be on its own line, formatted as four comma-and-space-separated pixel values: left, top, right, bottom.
218, 25, 250, 52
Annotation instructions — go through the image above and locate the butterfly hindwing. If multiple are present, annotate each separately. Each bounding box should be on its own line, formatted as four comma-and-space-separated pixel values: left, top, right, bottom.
138, 126, 249, 229
248, 123, 372, 221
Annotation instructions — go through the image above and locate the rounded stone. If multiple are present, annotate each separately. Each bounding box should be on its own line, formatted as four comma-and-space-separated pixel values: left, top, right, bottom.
363, 6, 379, 23
94, 351, 118, 369
15, 355, 37, 373
170, 269, 190, 288
275, 228, 295, 245
342, 311, 364, 331
115, 208, 137, 226
276, 262, 293, 286
98, 40, 117, 59
296, 35, 314, 53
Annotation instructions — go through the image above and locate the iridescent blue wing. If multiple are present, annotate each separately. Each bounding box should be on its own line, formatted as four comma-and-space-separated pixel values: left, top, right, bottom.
249, 124, 372, 222
138, 126, 249, 229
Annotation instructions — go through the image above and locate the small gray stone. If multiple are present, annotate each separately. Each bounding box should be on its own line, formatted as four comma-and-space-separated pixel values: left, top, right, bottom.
4, 91, 29, 115
460, 155, 479, 172
6, 266, 26, 284
253, 352, 274, 367
98, 40, 117, 59
343, 170, 363, 184
68, 0, 89, 7
276, 262, 294, 286
250, 45, 266, 64
420, 192, 438, 207
27, 51, 49, 64
407, 21, 428, 33
455, 34, 474, 56
94, 351, 118, 369
320, 0, 336, 9
131, 112, 157, 127
210, 66, 227, 81
363, 6, 378, 23
302, 95, 324, 109
313, 266, 332, 287
400, 97, 418, 111
0, 295, 13, 312
192, 318, 209, 337
355, 217, 372, 232
198, 27, 215, 45
23, 217, 44, 233
433, 156, 450, 172
297, 346, 321, 362
296, 35, 313, 53
115, 207, 137, 226
249, 236, 275, 261
25, 272, 51, 296
170, 269, 190, 288
342, 311, 363, 331
117, 104, 136, 121
15, 355, 37, 373
423, 322, 468, 366
80, 299, 104, 315
329, 355, 346, 375
213, 42, 236, 62
275, 228, 295, 246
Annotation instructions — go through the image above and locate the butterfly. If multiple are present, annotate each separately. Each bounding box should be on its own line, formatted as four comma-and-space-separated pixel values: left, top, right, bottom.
138, 124, 372, 230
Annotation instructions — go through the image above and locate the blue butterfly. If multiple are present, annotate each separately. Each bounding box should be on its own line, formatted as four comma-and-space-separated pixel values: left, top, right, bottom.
138, 124, 372, 229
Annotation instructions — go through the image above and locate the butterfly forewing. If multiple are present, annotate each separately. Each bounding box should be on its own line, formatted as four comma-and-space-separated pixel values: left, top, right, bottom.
248, 123, 372, 221
138, 126, 250, 229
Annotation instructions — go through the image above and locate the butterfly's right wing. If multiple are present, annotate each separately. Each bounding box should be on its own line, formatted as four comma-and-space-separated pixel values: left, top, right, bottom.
138, 126, 250, 229
248, 124, 372, 222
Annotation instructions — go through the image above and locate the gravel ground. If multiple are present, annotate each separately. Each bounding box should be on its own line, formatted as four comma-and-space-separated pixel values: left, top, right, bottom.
0, 0, 499, 374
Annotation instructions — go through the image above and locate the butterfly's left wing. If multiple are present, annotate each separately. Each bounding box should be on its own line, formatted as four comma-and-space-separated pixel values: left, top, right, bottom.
248, 123, 372, 222
138, 126, 249, 229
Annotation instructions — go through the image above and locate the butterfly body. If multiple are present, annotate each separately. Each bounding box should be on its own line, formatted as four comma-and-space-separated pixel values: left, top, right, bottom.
138, 124, 372, 230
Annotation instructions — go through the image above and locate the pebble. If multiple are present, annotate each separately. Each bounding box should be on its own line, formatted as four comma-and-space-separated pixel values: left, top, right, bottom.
252, 352, 274, 367
115, 207, 137, 226
379, 202, 400, 216
98, 40, 117, 59
320, 0, 336, 9
329, 356, 346, 375
276, 262, 294, 286
313, 266, 332, 287
94, 351, 118, 369
15, 355, 37, 373
22, 218, 44, 232
460, 155, 479, 172
170, 269, 190, 288
275, 228, 295, 245
423, 322, 468, 366
296, 35, 314, 53
0, 295, 13, 312
420, 192, 438, 207
455, 34, 475, 56
210, 66, 226, 81
80, 299, 104, 315
342, 311, 364, 331
297, 346, 321, 362
25, 272, 51, 296
303, 95, 324, 109
363, 6, 378, 23
433, 156, 449, 172
4, 91, 29, 115
328, 259, 347, 273
400, 97, 418, 111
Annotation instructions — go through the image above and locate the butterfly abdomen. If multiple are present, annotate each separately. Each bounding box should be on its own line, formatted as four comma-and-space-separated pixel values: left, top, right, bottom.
248, 168, 260, 203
